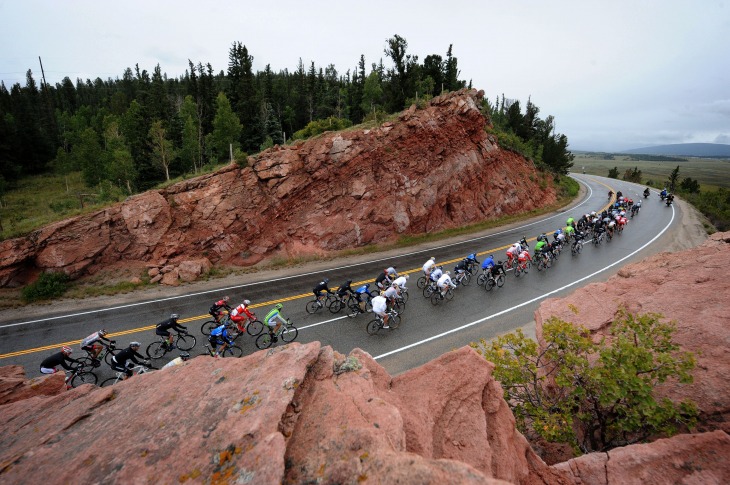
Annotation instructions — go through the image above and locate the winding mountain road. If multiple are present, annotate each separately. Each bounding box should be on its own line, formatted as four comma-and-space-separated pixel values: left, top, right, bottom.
0, 174, 692, 378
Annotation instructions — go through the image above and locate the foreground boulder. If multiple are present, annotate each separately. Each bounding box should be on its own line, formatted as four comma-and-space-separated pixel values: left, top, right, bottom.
535, 231, 730, 434
0, 89, 557, 287
0, 343, 566, 484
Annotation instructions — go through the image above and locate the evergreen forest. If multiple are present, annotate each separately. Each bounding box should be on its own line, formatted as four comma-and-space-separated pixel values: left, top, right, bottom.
0, 35, 573, 205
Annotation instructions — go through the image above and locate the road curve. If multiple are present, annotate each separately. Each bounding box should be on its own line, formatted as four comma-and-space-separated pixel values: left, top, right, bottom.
0, 175, 683, 378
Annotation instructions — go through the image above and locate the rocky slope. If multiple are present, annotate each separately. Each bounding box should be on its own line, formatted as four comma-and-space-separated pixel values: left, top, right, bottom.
0, 89, 557, 287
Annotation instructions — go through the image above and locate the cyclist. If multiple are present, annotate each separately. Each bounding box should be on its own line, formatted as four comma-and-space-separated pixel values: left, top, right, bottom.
392, 274, 409, 291
80, 329, 115, 363
606, 219, 616, 239
429, 265, 443, 284
336, 279, 355, 299
208, 322, 234, 357
464, 252, 480, 271
383, 282, 400, 309
564, 224, 575, 240
660, 188, 668, 199
40, 346, 80, 375
209, 296, 232, 323
506, 244, 520, 266
371, 294, 390, 329
374, 269, 392, 292
436, 271, 456, 298
518, 249, 532, 267
453, 259, 469, 282
312, 278, 333, 307
111, 342, 148, 379
643, 187, 651, 198
566, 216, 576, 231
422, 257, 436, 276
481, 254, 495, 272
354, 283, 372, 312
386, 266, 398, 278
608, 190, 613, 200
162, 352, 191, 370
156, 313, 187, 350
534, 238, 548, 257
229, 299, 255, 332
264, 303, 289, 338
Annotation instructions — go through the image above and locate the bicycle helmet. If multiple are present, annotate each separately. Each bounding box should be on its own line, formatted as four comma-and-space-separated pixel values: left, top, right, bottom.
429, 256, 435, 261
98, 329, 108, 336
62, 346, 73, 354
179, 352, 190, 361
170, 313, 179, 320
223, 296, 230, 302
275, 303, 283, 310
404, 274, 410, 280
445, 271, 451, 275
130, 341, 141, 348
243, 299, 251, 305
323, 278, 329, 283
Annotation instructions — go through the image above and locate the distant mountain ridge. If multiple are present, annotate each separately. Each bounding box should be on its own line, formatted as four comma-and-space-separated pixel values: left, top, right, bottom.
621, 143, 730, 158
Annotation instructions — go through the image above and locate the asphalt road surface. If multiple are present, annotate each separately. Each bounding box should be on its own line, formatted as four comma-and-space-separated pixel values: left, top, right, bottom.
0, 175, 685, 379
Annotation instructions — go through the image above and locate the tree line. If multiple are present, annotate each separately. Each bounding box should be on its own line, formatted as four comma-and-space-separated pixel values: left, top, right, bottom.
0, 34, 573, 201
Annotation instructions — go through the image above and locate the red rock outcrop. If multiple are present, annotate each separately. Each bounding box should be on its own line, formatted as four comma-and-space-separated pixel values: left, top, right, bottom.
0, 365, 65, 405
0, 89, 557, 287
0, 343, 568, 485
534, 231, 730, 434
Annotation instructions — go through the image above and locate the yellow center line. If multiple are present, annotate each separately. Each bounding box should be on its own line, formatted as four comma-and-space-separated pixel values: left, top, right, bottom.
1, 177, 617, 361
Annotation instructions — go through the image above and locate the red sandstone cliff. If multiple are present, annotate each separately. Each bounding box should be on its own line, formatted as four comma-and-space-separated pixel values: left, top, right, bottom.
0, 89, 557, 287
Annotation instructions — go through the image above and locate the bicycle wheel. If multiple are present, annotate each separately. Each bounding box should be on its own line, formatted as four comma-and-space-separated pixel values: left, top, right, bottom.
366, 319, 381, 335
388, 313, 401, 329
514, 265, 522, 277
423, 285, 435, 298
200, 320, 219, 336
430, 292, 443, 306
146, 341, 167, 359
256, 333, 274, 349
496, 274, 505, 287
399, 290, 409, 304
575, 242, 583, 254
461, 272, 472, 286
305, 300, 322, 314
416, 276, 427, 289
546, 257, 553, 269
445, 288, 455, 301
220, 345, 242, 357
329, 298, 344, 313
176, 334, 196, 351
104, 347, 120, 366
280, 324, 298, 343
70, 371, 98, 387
537, 260, 545, 272
100, 376, 121, 387
477, 273, 487, 287
247, 320, 264, 336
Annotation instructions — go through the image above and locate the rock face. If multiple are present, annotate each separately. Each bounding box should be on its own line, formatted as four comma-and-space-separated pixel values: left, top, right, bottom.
0, 343, 568, 485
534, 231, 730, 434
0, 89, 557, 287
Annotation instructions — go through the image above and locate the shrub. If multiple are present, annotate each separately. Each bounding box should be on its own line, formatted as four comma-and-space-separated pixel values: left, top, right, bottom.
471, 310, 697, 453
21, 271, 70, 302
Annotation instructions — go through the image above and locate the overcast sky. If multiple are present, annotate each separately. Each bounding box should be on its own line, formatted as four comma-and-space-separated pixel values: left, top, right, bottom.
1, 0, 728, 152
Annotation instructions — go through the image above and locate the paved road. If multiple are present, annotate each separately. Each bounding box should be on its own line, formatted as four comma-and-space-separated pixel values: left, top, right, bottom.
0, 175, 680, 379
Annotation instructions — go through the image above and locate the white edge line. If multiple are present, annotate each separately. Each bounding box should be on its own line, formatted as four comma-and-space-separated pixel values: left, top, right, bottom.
372, 200, 675, 360
1, 177, 593, 329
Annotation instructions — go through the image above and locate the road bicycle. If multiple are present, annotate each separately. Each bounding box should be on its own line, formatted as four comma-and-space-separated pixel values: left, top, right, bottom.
78, 342, 120, 370
305, 293, 336, 314
482, 270, 505, 291
536, 252, 553, 271
430, 287, 455, 306
593, 230, 605, 246
571, 238, 584, 255
513, 259, 531, 277
255, 320, 299, 349
99, 363, 155, 387
453, 270, 472, 286
146, 331, 196, 359
416, 275, 428, 289
65, 363, 98, 388
203, 343, 243, 358
329, 292, 358, 313
366, 309, 401, 335
423, 280, 438, 298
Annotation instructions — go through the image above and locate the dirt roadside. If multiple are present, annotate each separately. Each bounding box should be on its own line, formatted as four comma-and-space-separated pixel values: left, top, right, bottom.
0, 188, 709, 325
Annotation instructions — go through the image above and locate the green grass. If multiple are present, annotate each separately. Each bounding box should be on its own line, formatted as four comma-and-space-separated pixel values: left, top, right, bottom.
573, 153, 730, 189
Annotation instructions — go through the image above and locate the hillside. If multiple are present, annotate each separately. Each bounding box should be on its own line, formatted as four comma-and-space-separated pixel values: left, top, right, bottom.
621, 142, 730, 158
0, 89, 559, 288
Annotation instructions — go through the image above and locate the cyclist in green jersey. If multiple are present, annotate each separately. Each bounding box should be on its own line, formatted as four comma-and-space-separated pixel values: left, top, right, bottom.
264, 303, 288, 336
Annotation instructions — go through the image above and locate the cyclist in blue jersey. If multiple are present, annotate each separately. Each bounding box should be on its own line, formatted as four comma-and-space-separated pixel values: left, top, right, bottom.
208, 323, 233, 357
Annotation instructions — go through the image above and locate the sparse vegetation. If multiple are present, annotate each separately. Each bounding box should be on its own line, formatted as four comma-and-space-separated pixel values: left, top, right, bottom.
21, 272, 70, 302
